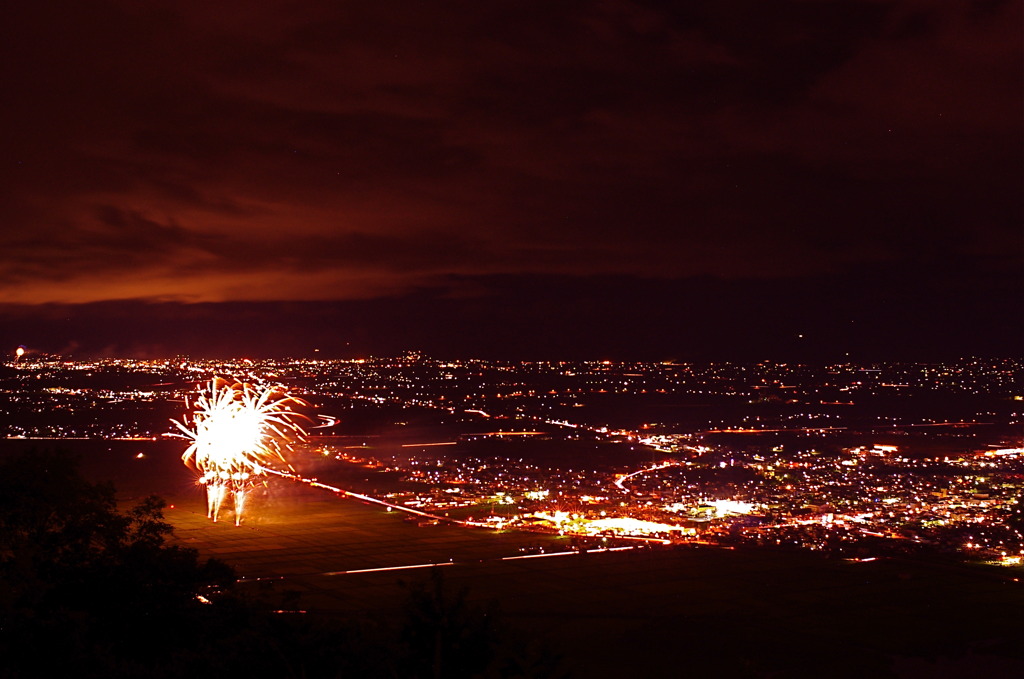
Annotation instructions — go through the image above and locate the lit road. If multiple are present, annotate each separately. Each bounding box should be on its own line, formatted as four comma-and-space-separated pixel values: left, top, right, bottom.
265, 466, 674, 546
613, 462, 676, 492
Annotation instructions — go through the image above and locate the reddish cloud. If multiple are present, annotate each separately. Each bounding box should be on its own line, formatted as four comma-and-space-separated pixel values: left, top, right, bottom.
0, 0, 1019, 310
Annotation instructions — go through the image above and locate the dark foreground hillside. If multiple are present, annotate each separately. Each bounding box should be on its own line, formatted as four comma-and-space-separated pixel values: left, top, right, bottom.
3, 444, 1023, 678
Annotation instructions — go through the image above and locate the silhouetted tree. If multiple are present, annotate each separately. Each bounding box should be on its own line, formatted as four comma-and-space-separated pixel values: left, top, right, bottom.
395, 568, 566, 679
0, 449, 233, 678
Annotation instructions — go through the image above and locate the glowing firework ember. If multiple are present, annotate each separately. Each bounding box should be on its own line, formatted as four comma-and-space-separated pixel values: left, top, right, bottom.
173, 378, 308, 525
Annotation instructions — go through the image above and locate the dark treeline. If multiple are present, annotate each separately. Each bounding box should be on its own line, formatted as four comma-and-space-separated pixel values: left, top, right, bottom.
0, 450, 563, 679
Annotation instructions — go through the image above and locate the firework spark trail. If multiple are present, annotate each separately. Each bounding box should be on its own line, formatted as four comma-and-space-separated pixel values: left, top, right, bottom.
173, 378, 308, 526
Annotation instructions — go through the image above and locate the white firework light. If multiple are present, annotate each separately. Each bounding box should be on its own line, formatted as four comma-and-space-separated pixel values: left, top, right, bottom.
174, 378, 308, 525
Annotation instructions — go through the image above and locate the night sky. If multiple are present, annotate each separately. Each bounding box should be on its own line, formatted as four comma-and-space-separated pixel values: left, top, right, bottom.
2, 1, 1020, 360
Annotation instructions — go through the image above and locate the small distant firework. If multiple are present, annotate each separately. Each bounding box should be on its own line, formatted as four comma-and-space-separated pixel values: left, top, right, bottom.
14, 347, 25, 362
173, 378, 307, 525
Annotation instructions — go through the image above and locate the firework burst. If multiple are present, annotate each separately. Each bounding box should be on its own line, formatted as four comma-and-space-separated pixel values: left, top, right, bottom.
173, 378, 308, 525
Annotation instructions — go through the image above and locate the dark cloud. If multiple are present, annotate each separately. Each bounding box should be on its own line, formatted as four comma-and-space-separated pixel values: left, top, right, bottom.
0, 0, 1019, 356
0, 261, 1018, 360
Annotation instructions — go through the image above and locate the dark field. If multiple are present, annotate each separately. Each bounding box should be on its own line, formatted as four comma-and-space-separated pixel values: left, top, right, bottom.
5, 439, 1024, 677
149, 495, 1024, 677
